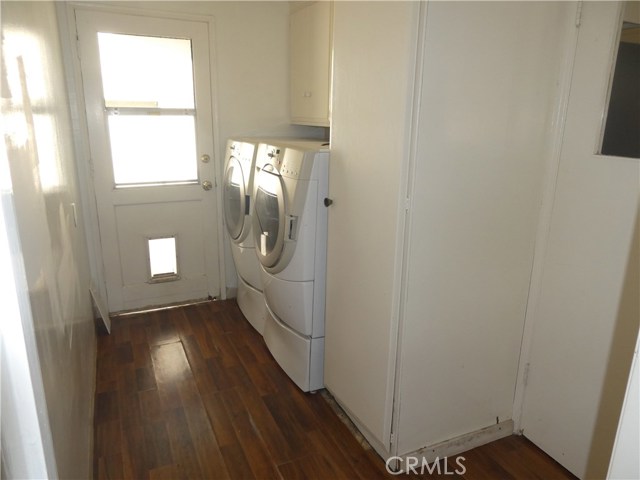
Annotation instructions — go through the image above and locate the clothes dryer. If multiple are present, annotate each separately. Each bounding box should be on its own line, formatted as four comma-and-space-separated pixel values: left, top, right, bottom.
223, 138, 267, 334
252, 140, 329, 392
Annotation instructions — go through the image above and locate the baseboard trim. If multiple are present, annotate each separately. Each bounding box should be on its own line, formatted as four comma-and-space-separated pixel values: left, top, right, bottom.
402, 419, 514, 464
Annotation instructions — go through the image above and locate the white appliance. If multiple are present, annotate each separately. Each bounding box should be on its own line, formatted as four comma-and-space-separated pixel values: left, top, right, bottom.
223, 138, 267, 334
252, 140, 329, 392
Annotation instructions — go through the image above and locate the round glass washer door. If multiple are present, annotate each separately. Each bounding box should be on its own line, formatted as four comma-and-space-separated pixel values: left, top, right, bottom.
253, 167, 285, 268
223, 157, 246, 241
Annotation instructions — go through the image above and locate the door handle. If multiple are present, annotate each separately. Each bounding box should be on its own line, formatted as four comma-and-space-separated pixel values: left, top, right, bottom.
202, 180, 213, 191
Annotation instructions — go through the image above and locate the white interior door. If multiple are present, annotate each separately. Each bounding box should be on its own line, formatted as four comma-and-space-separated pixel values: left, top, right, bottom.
75, 9, 221, 312
520, 2, 639, 478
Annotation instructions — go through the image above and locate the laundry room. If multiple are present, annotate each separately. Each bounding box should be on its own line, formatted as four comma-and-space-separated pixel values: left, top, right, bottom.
1, 1, 638, 480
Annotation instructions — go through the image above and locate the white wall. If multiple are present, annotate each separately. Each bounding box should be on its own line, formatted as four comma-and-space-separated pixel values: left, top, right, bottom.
325, 1, 419, 452
397, 1, 573, 455
69, 1, 324, 295
1, 153, 54, 480
1, 1, 97, 478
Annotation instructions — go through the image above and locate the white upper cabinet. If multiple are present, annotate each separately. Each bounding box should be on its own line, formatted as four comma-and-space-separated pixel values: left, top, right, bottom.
290, 1, 332, 127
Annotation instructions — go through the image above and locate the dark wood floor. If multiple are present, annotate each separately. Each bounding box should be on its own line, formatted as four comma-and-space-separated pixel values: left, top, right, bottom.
94, 300, 576, 479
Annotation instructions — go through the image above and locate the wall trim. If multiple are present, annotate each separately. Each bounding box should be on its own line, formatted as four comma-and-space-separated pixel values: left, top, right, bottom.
511, 2, 583, 432
401, 420, 514, 465
389, 0, 427, 458
57, 1, 110, 317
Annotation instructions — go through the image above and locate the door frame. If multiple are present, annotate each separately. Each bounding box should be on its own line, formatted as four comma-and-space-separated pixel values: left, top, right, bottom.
57, 2, 227, 313
510, 2, 586, 432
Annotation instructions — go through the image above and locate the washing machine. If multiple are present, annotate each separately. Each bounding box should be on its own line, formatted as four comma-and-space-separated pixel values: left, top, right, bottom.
252, 140, 329, 392
223, 138, 267, 334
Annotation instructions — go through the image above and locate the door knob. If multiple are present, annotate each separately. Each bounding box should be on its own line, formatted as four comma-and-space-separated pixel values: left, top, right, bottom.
202, 180, 213, 191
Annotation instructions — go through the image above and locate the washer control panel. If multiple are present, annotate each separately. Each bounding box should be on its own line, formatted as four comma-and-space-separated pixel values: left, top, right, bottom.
257, 142, 316, 180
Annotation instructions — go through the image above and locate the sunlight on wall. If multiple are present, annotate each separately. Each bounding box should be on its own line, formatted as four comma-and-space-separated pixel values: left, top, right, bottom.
0, 111, 51, 480
2, 28, 61, 190
1, 2, 97, 477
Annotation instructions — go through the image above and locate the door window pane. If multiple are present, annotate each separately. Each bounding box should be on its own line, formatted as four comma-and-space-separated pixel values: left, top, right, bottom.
98, 33, 194, 108
107, 115, 197, 185
97, 33, 199, 185
601, 3, 640, 159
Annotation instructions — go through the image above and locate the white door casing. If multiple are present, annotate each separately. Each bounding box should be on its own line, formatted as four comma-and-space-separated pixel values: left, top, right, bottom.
76, 9, 222, 312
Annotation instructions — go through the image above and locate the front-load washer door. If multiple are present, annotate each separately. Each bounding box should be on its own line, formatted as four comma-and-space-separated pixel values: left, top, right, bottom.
253, 167, 285, 268
223, 156, 247, 241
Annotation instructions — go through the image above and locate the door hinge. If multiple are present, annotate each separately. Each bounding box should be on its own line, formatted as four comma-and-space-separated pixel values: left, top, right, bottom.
404, 197, 410, 211
575, 1, 583, 28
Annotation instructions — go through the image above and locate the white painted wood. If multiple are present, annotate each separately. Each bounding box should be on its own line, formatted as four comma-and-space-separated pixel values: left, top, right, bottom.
608, 332, 640, 480
325, 0, 420, 451
519, 3, 640, 478
396, 1, 573, 456
330, 394, 393, 460
512, 2, 582, 434
90, 285, 110, 333
56, 3, 111, 322
326, 0, 575, 463
402, 421, 513, 465
290, 1, 331, 127
75, 9, 222, 312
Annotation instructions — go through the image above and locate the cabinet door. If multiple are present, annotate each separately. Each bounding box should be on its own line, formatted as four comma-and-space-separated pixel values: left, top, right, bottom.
290, 1, 331, 127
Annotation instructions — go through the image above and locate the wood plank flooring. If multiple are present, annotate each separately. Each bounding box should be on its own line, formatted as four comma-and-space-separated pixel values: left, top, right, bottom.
94, 300, 576, 479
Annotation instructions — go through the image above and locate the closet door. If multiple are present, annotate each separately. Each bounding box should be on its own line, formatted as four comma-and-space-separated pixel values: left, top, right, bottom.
397, 1, 572, 457
323, 1, 419, 456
